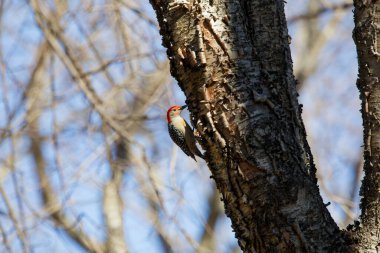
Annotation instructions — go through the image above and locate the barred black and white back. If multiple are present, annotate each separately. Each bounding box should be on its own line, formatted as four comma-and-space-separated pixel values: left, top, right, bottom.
168, 124, 196, 160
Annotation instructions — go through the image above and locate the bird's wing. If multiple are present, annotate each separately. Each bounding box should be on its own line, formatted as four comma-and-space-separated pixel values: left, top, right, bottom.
184, 121, 204, 158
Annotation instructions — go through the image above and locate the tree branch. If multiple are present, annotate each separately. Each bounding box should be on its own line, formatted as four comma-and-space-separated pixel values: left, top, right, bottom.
288, 2, 353, 24
24, 26, 104, 252
30, 0, 134, 142
350, 1, 380, 251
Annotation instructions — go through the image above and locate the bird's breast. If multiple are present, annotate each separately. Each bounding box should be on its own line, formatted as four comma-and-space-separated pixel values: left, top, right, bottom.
170, 117, 186, 133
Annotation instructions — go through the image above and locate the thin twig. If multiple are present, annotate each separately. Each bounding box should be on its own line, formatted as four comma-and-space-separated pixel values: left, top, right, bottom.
289, 3, 352, 24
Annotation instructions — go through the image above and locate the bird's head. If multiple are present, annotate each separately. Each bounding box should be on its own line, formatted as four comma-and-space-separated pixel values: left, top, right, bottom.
167, 105, 187, 123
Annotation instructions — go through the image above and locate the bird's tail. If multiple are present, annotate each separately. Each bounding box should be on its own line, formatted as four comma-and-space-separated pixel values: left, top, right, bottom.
195, 147, 204, 160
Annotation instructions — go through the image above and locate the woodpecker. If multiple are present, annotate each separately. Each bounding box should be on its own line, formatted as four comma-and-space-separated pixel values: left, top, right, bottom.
167, 105, 204, 161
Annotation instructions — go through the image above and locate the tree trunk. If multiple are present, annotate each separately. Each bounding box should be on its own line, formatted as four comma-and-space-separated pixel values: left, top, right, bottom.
351, 1, 380, 252
150, 0, 347, 252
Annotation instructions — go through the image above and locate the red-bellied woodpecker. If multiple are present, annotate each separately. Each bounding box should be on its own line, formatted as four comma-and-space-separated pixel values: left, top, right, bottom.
167, 105, 204, 161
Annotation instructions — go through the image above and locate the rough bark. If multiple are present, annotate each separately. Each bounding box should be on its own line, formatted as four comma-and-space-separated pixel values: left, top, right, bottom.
351, 1, 380, 252
150, 0, 346, 252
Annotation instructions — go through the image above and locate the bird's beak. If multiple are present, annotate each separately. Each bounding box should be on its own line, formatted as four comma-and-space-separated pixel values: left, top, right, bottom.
180, 105, 188, 110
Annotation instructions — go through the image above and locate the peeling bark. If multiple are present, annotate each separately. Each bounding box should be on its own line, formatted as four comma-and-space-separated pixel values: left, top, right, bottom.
150, 0, 347, 252
350, 1, 380, 252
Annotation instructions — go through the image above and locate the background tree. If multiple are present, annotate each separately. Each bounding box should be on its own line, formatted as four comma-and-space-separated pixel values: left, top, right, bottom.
0, 0, 365, 252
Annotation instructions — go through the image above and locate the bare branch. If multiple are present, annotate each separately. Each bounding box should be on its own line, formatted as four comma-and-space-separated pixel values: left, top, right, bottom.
30, 0, 134, 142
288, 2, 352, 24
